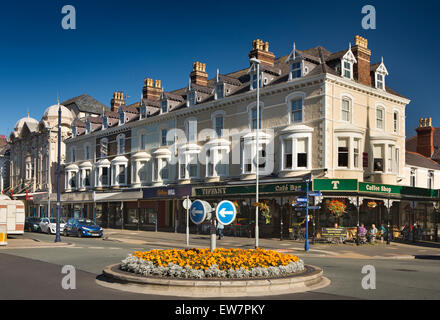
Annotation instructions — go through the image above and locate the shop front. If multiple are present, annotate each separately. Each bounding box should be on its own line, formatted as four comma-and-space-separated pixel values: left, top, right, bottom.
192, 181, 306, 238
312, 179, 440, 241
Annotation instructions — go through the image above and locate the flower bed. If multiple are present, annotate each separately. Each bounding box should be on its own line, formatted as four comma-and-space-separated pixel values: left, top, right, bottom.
120, 248, 304, 279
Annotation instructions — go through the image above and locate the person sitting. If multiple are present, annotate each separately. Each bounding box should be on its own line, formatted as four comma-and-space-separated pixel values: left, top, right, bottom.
358, 224, 367, 244
368, 224, 378, 243
380, 223, 387, 241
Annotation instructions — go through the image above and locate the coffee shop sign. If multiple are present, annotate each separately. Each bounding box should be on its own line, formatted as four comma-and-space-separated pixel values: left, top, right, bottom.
364, 184, 391, 193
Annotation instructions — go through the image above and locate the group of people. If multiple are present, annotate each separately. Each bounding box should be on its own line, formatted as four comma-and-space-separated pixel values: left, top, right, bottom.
358, 223, 387, 243
401, 223, 423, 241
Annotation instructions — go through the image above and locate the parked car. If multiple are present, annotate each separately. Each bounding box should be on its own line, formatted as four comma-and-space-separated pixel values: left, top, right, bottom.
63, 218, 103, 238
39, 218, 66, 234
25, 217, 42, 232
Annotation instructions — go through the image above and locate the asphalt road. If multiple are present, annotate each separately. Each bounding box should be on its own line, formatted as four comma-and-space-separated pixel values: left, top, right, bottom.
1, 232, 439, 300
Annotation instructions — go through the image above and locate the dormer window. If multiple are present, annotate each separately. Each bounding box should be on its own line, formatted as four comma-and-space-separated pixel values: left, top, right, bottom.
86, 122, 91, 134
119, 112, 125, 125
72, 126, 77, 137
290, 61, 302, 79
161, 100, 167, 114
343, 61, 352, 79
341, 48, 357, 80
187, 91, 196, 107
373, 59, 388, 91
251, 73, 261, 90
140, 106, 147, 119
215, 83, 224, 100
102, 117, 108, 129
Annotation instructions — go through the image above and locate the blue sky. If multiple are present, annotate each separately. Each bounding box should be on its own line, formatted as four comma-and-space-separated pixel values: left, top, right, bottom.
0, 0, 438, 138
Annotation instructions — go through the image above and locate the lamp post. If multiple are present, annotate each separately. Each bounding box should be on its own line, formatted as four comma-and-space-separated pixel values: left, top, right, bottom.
387, 191, 391, 245
55, 99, 62, 243
304, 175, 310, 252
250, 57, 260, 249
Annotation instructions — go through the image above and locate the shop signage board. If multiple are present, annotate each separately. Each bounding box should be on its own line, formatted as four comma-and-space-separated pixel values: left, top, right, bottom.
194, 182, 305, 197
215, 200, 237, 226
143, 185, 192, 199
313, 179, 358, 192
359, 182, 438, 198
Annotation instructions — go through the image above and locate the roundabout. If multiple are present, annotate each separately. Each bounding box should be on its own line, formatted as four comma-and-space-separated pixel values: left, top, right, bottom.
96, 248, 330, 297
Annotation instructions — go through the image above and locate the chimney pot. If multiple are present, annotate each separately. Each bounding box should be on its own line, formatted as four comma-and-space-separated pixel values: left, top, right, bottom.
249, 39, 275, 66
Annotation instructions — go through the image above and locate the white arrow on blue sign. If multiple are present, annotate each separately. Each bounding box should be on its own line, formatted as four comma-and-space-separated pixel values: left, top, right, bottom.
190, 200, 211, 225
309, 191, 322, 197
215, 200, 237, 226
296, 197, 309, 203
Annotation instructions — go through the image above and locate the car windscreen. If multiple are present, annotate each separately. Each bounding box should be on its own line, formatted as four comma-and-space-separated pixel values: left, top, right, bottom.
49, 219, 65, 224
78, 219, 95, 226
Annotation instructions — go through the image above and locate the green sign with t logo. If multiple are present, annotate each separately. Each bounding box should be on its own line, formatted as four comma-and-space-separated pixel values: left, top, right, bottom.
313, 179, 358, 192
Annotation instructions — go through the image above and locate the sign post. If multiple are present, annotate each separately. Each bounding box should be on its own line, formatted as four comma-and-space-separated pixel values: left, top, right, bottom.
183, 197, 192, 247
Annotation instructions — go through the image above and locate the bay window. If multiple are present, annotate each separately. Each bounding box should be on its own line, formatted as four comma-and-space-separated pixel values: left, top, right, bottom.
111, 156, 128, 187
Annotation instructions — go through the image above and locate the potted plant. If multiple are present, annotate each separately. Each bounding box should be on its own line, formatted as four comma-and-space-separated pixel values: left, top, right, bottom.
253, 201, 271, 224
327, 200, 346, 218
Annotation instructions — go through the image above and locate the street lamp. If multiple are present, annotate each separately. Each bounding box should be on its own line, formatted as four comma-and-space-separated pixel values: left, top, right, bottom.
55, 98, 62, 243
250, 57, 260, 249
304, 175, 311, 252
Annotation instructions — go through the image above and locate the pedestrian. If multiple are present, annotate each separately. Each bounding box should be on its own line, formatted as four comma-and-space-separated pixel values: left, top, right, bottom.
368, 224, 378, 243
380, 223, 387, 241
217, 222, 224, 240
358, 223, 367, 244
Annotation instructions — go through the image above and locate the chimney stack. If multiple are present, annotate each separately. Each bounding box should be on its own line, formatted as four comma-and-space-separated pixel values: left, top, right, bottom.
416, 117, 434, 158
190, 62, 208, 86
110, 91, 126, 112
351, 35, 372, 86
142, 78, 163, 101
248, 39, 275, 66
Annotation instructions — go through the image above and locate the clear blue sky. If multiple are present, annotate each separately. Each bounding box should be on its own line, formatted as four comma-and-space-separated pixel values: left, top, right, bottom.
0, 0, 438, 138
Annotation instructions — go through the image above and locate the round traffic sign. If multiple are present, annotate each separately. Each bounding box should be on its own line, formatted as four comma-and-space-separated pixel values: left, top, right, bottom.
215, 200, 237, 226
183, 198, 192, 210
189, 200, 212, 225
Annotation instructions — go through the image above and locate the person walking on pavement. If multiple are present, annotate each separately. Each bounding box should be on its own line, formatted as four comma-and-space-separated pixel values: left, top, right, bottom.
217, 222, 224, 240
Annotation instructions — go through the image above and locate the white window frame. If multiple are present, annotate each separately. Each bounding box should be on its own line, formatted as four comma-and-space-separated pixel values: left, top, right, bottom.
341, 96, 352, 123
393, 110, 399, 134
84, 144, 91, 161
290, 60, 302, 80
211, 110, 225, 138
285, 92, 305, 124
247, 102, 264, 130
215, 83, 224, 100
117, 134, 125, 155
280, 132, 313, 172
100, 138, 108, 158
161, 100, 168, 114
185, 118, 198, 143
376, 106, 385, 130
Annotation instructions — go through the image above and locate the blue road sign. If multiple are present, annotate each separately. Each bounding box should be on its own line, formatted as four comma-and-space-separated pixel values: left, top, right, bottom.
309, 191, 322, 197
296, 197, 309, 203
190, 200, 210, 224
308, 206, 321, 210
216, 200, 237, 226
295, 207, 307, 211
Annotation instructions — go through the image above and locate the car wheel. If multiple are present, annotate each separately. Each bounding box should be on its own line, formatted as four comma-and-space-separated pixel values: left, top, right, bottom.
63, 229, 68, 237
78, 230, 82, 238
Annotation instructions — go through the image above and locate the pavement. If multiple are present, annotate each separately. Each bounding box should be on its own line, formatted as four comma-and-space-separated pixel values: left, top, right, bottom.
100, 228, 440, 260
0, 235, 74, 249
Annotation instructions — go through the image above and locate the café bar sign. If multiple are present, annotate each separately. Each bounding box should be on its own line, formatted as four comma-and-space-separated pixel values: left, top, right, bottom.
194, 182, 305, 197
